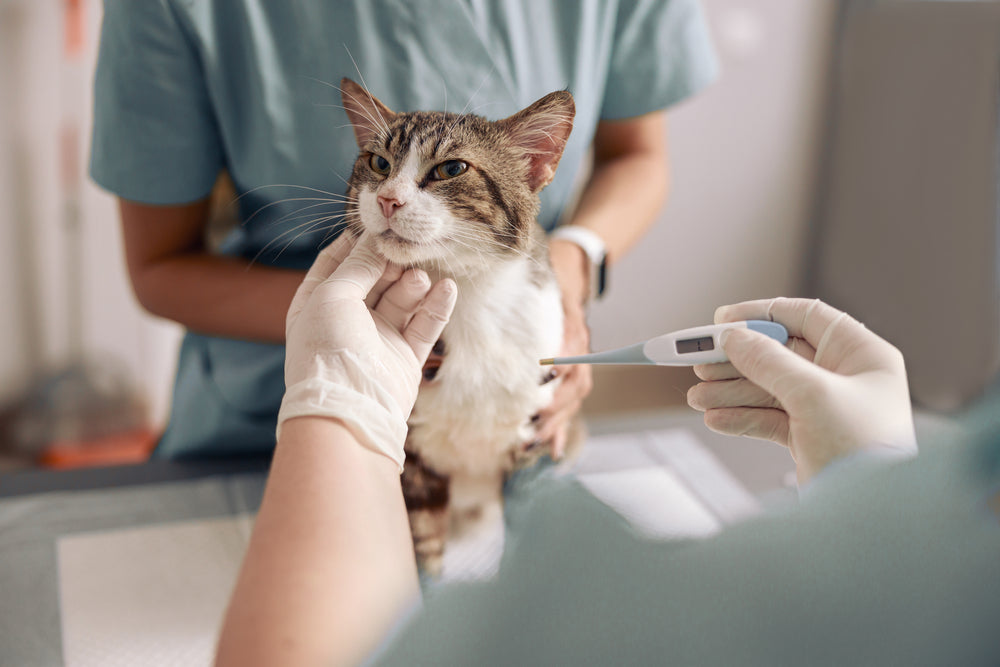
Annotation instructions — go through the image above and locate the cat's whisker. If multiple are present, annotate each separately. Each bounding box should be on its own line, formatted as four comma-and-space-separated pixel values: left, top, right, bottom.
329, 168, 352, 189
264, 201, 347, 230
252, 208, 359, 254
340, 96, 389, 141
339, 101, 388, 145
319, 217, 358, 246
460, 99, 502, 118
442, 74, 448, 116
264, 209, 362, 262
443, 227, 549, 274
253, 211, 356, 260
435, 235, 493, 288
305, 75, 391, 143
248, 217, 340, 268
342, 46, 391, 136
235, 182, 354, 202
270, 212, 359, 244
338, 85, 391, 138
244, 196, 354, 227
458, 64, 496, 118
434, 239, 467, 286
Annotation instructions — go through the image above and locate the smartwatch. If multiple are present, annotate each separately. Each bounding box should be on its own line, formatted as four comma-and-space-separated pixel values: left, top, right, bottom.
550, 225, 608, 300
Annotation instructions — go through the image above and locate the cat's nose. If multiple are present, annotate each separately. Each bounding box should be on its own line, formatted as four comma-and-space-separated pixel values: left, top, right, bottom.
377, 195, 405, 219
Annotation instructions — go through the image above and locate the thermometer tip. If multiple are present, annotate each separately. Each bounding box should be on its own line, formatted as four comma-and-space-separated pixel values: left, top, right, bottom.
539, 358, 555, 366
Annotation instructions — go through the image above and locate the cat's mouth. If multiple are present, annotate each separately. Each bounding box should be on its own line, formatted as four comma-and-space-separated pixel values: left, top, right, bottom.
378, 229, 422, 247
375, 228, 431, 263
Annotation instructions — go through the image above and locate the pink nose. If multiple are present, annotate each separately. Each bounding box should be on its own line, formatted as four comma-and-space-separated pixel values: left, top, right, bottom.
378, 195, 404, 219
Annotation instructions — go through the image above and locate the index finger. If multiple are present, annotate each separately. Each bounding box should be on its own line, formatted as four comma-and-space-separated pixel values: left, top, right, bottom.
305, 234, 355, 287
714, 298, 860, 350
287, 235, 356, 335
714, 297, 897, 373
322, 237, 389, 300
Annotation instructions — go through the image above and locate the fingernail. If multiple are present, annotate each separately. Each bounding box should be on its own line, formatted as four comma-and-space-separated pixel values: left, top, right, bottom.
686, 386, 704, 411
720, 329, 732, 347
409, 269, 429, 286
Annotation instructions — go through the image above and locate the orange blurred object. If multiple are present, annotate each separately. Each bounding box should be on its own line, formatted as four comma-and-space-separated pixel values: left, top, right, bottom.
38, 429, 157, 469
64, 0, 84, 58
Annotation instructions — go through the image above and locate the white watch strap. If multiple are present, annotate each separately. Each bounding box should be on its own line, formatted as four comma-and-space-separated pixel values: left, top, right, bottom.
550, 224, 608, 299
550, 225, 606, 265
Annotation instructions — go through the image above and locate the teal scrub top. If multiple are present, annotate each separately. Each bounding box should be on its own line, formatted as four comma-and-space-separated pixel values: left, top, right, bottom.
90, 0, 719, 458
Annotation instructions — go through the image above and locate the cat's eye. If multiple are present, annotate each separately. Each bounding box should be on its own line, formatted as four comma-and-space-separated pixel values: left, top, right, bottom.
369, 154, 391, 175
432, 160, 468, 181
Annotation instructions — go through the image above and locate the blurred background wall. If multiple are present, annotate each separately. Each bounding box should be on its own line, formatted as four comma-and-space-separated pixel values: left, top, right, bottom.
0, 0, 182, 462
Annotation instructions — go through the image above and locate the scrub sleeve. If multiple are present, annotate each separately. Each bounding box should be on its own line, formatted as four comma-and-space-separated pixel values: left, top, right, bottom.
90, 0, 718, 458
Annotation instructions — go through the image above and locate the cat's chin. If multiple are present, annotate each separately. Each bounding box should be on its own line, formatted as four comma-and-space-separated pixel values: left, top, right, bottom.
373, 229, 493, 275
373, 229, 433, 265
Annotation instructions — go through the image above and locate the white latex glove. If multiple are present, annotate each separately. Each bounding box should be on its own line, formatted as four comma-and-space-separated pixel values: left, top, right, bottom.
687, 298, 917, 485
278, 235, 457, 471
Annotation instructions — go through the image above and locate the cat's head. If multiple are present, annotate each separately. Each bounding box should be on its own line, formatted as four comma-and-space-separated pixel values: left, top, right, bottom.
340, 78, 575, 272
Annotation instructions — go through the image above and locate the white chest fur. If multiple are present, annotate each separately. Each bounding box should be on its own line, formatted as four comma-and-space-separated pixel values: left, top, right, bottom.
407, 256, 564, 478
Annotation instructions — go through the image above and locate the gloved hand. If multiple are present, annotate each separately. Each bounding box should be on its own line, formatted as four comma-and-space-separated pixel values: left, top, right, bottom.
687, 298, 916, 484
278, 235, 457, 471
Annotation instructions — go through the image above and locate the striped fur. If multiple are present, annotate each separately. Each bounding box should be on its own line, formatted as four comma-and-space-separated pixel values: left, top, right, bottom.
341, 78, 576, 576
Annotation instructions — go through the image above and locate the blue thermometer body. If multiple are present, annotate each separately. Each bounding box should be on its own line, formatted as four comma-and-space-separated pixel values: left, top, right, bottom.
539, 320, 788, 367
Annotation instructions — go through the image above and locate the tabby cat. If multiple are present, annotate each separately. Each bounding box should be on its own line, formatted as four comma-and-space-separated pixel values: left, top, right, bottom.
340, 78, 576, 575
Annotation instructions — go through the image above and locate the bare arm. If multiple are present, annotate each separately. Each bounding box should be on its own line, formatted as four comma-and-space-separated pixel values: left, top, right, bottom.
549, 111, 671, 303
214, 237, 456, 666
215, 416, 419, 667
541, 112, 671, 452
119, 198, 305, 342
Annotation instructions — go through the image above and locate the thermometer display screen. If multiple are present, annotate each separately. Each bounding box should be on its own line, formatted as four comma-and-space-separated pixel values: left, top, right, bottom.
676, 336, 715, 355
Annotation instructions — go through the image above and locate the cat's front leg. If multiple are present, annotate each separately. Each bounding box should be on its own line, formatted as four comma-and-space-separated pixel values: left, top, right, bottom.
401, 448, 450, 578
512, 365, 586, 467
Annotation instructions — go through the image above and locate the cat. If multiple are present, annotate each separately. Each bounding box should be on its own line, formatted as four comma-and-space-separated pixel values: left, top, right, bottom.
340, 78, 577, 576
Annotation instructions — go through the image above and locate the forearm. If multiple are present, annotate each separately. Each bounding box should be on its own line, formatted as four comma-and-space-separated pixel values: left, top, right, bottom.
550, 113, 670, 303
216, 417, 418, 667
565, 147, 670, 263
132, 253, 304, 342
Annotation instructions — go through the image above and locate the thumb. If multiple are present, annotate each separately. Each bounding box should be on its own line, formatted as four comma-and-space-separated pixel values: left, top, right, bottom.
324, 238, 388, 300
722, 328, 827, 410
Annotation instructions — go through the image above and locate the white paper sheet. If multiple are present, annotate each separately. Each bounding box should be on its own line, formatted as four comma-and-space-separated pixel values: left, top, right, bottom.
57, 515, 252, 667
572, 428, 757, 540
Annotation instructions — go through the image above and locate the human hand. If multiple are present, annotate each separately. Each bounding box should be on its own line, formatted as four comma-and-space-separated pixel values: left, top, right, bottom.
536, 240, 595, 459
687, 298, 916, 484
279, 235, 457, 470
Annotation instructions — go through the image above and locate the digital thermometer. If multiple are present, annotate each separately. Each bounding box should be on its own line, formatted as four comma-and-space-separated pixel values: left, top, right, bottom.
539, 320, 788, 367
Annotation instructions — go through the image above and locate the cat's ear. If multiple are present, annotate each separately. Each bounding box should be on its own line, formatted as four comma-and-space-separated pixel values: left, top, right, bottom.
340, 78, 396, 148
499, 91, 575, 192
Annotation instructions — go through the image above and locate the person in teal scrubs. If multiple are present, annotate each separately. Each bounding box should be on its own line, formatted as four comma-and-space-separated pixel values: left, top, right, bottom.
90, 0, 718, 458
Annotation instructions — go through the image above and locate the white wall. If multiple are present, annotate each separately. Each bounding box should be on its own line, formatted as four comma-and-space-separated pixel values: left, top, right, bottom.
590, 0, 839, 348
